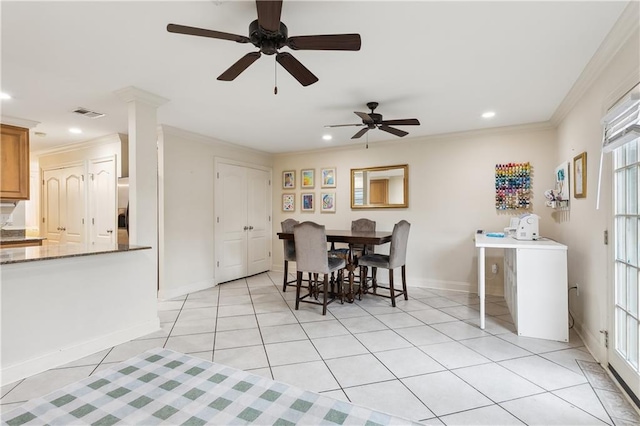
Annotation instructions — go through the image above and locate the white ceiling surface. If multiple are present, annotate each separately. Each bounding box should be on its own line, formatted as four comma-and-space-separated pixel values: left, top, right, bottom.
1, 1, 628, 153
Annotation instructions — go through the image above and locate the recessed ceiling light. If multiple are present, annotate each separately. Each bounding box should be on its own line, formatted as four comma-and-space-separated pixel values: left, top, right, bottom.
482, 111, 496, 119
0, 92, 11, 100
69, 128, 82, 134
322, 134, 332, 141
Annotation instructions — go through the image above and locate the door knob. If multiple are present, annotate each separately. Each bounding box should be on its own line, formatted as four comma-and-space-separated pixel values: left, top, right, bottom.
249, 226, 254, 230
243, 226, 249, 230
107, 229, 113, 234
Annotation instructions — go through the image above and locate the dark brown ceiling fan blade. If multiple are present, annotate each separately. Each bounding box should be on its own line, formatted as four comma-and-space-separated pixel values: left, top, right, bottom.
167, 24, 250, 43
379, 125, 409, 137
256, 0, 283, 33
352, 128, 370, 139
217, 52, 261, 81
287, 34, 361, 51
354, 111, 374, 124
324, 123, 365, 128
380, 118, 420, 126
275, 52, 318, 86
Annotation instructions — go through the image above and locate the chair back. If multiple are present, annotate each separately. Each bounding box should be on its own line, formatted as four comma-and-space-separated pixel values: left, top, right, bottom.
351, 218, 376, 254
281, 219, 299, 261
293, 221, 330, 274
389, 220, 411, 269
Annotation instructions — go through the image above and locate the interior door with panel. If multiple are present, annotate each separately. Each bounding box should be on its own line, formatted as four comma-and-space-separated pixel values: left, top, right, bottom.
246, 167, 271, 276
89, 157, 116, 246
217, 162, 249, 283
216, 161, 272, 284
43, 165, 85, 244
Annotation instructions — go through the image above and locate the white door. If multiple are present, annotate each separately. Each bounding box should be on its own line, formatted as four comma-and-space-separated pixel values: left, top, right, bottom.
609, 140, 640, 400
43, 169, 63, 243
89, 157, 116, 246
216, 162, 272, 283
43, 165, 85, 244
247, 167, 271, 276
217, 163, 249, 283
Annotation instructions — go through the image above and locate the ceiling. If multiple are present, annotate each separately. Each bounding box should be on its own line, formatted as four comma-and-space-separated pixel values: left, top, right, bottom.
0, 1, 629, 153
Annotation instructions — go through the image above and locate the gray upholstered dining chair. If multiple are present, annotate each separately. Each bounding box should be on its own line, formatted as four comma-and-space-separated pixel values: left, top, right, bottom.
281, 219, 299, 291
357, 220, 410, 307
293, 221, 346, 315
281, 219, 311, 292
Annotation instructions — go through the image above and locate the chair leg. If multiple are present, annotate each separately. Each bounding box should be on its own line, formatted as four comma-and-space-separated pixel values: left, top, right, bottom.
283, 260, 289, 292
322, 274, 329, 315
402, 265, 408, 300
371, 267, 378, 294
295, 271, 302, 310
389, 269, 396, 307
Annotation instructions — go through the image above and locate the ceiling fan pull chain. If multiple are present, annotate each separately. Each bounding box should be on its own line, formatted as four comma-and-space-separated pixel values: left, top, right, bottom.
274, 59, 278, 95
366, 132, 369, 149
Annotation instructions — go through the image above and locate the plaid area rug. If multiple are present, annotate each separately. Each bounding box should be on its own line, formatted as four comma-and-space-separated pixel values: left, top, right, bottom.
3, 348, 420, 425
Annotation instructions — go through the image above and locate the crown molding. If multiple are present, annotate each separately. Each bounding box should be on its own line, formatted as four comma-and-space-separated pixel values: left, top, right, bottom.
1, 115, 40, 129
551, 1, 640, 126
32, 133, 127, 156
160, 124, 272, 157
114, 86, 170, 108
277, 121, 555, 158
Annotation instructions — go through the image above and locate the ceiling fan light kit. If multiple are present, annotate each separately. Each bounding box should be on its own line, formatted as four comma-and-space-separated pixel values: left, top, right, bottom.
167, 0, 361, 87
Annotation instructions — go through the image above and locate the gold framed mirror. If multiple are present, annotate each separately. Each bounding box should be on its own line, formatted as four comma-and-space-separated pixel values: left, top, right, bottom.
351, 164, 408, 209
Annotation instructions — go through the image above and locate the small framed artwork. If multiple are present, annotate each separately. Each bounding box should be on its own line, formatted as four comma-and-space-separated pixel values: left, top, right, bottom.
283, 170, 295, 189
282, 193, 295, 212
321, 167, 337, 188
301, 169, 315, 188
320, 191, 336, 213
573, 152, 587, 198
301, 193, 315, 212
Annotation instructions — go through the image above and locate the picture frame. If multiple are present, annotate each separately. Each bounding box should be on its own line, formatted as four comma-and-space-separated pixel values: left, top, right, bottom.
301, 193, 315, 212
282, 193, 295, 212
320, 191, 336, 213
321, 167, 336, 188
573, 152, 587, 198
283, 170, 295, 189
301, 169, 315, 189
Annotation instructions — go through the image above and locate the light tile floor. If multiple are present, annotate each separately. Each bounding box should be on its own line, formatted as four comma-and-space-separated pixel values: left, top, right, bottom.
2, 271, 639, 425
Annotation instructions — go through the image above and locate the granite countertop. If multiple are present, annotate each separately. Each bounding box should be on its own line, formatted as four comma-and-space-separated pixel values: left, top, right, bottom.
0, 243, 152, 265
0, 236, 47, 243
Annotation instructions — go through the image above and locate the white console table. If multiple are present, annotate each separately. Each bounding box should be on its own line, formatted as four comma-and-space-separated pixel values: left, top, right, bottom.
475, 233, 568, 342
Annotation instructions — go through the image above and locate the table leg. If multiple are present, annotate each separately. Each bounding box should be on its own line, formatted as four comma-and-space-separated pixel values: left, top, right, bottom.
478, 246, 486, 330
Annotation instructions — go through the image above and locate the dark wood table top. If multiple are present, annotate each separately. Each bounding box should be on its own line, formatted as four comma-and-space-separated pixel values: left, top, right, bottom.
277, 229, 392, 245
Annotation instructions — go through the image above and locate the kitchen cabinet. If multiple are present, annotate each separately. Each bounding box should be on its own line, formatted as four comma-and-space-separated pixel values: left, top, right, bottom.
0, 124, 30, 200
215, 161, 272, 283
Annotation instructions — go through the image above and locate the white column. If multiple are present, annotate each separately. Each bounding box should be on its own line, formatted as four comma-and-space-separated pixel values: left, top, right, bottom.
114, 87, 168, 247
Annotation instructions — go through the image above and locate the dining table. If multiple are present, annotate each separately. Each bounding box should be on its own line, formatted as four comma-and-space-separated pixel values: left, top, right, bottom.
277, 229, 393, 302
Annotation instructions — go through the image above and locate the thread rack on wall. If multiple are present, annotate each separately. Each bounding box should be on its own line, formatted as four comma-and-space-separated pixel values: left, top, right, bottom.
495, 162, 532, 210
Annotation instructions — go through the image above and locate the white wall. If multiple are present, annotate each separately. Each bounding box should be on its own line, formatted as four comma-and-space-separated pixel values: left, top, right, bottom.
157, 125, 272, 300
272, 124, 558, 295
554, 25, 639, 362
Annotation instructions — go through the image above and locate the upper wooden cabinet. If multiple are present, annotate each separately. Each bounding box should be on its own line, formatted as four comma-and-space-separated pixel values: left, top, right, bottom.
1, 124, 30, 200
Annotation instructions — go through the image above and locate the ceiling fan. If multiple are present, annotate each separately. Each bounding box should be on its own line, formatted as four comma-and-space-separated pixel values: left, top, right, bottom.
167, 0, 361, 87
325, 102, 421, 139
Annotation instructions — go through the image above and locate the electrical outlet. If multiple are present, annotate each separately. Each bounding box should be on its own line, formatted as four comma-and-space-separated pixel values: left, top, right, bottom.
491, 263, 499, 274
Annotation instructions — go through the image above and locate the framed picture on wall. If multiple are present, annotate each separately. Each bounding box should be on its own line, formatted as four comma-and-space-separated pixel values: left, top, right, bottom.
301, 169, 315, 188
301, 193, 315, 212
282, 193, 295, 212
321, 167, 336, 188
320, 191, 336, 213
573, 152, 587, 198
283, 170, 295, 189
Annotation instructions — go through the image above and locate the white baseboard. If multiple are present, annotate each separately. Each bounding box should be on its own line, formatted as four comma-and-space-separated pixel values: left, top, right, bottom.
1, 319, 160, 386
158, 279, 215, 301
570, 310, 606, 364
